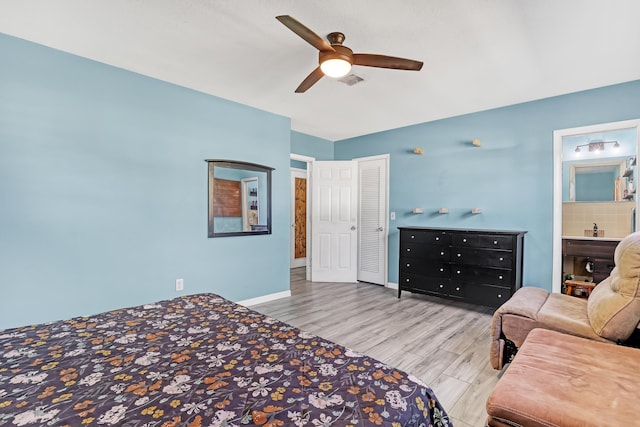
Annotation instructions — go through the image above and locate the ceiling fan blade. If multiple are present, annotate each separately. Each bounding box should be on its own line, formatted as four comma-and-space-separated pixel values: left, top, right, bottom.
276, 15, 335, 52
353, 54, 423, 71
295, 67, 324, 93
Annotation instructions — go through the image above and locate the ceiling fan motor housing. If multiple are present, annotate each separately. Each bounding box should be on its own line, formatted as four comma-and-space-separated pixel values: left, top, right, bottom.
319, 45, 353, 66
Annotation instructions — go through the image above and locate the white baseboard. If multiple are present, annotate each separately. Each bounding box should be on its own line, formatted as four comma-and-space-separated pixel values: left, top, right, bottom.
386, 281, 398, 290
237, 290, 291, 307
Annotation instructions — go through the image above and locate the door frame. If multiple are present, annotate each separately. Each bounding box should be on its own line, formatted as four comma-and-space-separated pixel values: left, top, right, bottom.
290, 167, 307, 268
355, 154, 390, 286
289, 153, 390, 285
290, 153, 315, 280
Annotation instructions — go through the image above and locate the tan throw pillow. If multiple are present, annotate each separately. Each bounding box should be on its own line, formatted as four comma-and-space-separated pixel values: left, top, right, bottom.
587, 231, 640, 341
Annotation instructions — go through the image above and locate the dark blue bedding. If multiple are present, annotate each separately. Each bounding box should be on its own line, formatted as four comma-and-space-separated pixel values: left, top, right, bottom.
0, 293, 450, 426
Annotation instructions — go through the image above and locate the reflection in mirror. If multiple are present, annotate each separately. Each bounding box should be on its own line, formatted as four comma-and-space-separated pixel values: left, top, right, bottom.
206, 160, 274, 237
562, 128, 637, 238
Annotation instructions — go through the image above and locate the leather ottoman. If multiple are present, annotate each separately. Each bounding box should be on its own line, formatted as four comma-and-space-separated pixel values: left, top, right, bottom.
486, 328, 640, 426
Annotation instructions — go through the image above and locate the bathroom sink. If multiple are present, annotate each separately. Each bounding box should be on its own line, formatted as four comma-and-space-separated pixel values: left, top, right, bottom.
584, 229, 605, 237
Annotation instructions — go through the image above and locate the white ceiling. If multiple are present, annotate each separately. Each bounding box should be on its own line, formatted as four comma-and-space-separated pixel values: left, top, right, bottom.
1, 1, 640, 141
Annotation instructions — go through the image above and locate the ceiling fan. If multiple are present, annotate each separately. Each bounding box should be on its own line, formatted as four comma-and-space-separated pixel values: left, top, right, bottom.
276, 15, 424, 93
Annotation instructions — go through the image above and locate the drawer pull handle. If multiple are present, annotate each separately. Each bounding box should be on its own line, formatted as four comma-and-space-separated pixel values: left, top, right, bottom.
456, 287, 460, 291
440, 251, 445, 256
435, 237, 440, 241
407, 248, 411, 252
494, 240, 498, 245
411, 235, 415, 239
497, 294, 502, 298
406, 263, 410, 267
457, 270, 461, 274
406, 279, 410, 282
439, 284, 444, 288
463, 238, 467, 242
440, 268, 444, 272
457, 253, 461, 257
499, 257, 504, 261
499, 275, 503, 280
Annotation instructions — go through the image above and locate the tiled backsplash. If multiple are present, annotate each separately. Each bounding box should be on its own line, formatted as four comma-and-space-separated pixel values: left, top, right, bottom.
563, 201, 635, 238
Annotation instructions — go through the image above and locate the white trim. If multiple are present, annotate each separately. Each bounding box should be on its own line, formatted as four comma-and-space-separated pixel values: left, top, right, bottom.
236, 290, 291, 307
386, 281, 398, 290
291, 153, 315, 162
290, 153, 315, 281
354, 154, 390, 162
552, 118, 640, 294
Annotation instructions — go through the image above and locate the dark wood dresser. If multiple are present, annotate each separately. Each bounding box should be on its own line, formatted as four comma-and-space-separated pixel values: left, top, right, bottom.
398, 227, 527, 308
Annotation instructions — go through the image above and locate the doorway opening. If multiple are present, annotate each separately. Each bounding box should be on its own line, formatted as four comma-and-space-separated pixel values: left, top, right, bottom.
289, 153, 389, 286
552, 118, 640, 294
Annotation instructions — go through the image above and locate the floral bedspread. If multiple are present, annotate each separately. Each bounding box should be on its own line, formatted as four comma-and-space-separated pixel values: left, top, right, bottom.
0, 294, 450, 426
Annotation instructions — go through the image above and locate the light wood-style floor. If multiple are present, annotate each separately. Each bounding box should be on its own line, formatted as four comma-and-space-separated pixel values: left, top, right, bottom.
251, 268, 503, 427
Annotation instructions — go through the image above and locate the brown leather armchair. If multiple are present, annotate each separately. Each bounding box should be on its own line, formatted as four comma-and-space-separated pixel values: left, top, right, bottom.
490, 231, 640, 370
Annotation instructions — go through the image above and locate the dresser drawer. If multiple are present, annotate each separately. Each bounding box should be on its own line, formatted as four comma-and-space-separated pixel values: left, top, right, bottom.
451, 233, 513, 250
450, 265, 512, 287
448, 282, 465, 299
400, 272, 451, 294
465, 285, 511, 308
451, 248, 512, 268
401, 230, 450, 245
401, 258, 450, 277
400, 242, 450, 260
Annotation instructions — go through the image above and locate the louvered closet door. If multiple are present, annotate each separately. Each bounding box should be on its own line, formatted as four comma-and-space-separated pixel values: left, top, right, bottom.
357, 157, 387, 285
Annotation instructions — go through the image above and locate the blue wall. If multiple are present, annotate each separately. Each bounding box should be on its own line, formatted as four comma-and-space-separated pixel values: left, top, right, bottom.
291, 131, 334, 169
0, 34, 291, 329
335, 80, 640, 290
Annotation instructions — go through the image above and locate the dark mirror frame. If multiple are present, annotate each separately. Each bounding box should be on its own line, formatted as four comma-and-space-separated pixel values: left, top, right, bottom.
206, 159, 274, 238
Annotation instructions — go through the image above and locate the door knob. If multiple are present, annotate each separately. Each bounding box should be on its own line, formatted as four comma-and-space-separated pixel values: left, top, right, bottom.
351, 226, 356, 230
377, 227, 384, 231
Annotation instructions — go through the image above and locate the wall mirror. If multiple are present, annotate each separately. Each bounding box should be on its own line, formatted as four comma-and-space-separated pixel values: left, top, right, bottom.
562, 131, 636, 203
206, 160, 274, 238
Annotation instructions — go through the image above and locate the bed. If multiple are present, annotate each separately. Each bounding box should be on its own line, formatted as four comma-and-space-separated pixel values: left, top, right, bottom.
0, 293, 450, 426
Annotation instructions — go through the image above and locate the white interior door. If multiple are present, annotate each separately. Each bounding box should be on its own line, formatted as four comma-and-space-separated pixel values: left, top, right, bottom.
357, 156, 388, 285
290, 168, 307, 268
311, 160, 358, 282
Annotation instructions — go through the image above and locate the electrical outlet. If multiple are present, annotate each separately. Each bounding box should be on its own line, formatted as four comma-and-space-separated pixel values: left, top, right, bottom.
175, 278, 184, 291
390, 211, 396, 221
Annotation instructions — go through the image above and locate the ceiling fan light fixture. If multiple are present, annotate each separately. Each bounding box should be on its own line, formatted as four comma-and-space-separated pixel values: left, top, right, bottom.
320, 58, 352, 78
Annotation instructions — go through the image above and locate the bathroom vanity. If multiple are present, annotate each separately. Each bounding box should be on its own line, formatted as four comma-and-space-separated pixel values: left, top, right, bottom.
562, 237, 620, 296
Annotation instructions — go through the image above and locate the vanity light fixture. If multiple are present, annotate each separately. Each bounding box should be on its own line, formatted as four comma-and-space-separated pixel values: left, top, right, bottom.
574, 140, 619, 156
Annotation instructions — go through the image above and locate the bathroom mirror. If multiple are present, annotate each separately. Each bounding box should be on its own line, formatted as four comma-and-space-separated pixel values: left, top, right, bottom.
562, 129, 637, 203
563, 159, 629, 202
206, 160, 273, 238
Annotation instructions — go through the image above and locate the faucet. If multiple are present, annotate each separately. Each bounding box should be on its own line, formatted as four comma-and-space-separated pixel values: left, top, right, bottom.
593, 223, 598, 237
